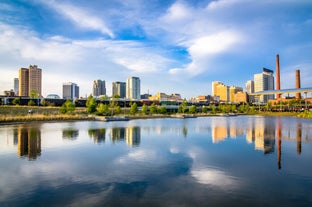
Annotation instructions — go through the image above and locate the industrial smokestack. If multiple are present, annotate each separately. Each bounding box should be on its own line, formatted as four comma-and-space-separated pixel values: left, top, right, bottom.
276, 54, 281, 99
296, 69, 301, 99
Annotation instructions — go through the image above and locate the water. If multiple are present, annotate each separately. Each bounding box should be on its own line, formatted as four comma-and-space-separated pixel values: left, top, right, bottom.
0, 116, 311, 207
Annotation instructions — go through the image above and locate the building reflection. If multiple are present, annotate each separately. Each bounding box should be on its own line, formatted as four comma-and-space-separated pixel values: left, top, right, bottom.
211, 118, 244, 143
17, 125, 41, 160
62, 129, 79, 140
210, 117, 306, 170
126, 127, 141, 147
88, 128, 106, 143
111, 127, 125, 143
108, 126, 141, 147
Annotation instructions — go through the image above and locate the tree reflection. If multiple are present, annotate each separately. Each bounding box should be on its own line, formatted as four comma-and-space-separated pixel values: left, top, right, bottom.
88, 128, 106, 144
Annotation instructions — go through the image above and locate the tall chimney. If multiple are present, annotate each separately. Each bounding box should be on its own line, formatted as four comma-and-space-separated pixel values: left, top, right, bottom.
296, 69, 301, 99
276, 54, 281, 99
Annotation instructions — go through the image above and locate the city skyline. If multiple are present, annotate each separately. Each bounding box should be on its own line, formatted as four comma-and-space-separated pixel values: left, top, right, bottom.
0, 0, 311, 98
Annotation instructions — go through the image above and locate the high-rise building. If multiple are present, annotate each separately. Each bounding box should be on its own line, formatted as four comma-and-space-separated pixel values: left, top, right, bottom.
246, 80, 255, 103
126, 77, 140, 99
212, 81, 222, 97
216, 82, 229, 102
112, 81, 126, 98
229, 86, 243, 103
18, 65, 42, 97
92, 80, 106, 97
63, 82, 79, 100
254, 68, 274, 103
14, 78, 19, 96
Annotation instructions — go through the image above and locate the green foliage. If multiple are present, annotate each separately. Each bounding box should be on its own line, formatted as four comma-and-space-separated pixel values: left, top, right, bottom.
29, 90, 39, 98
96, 103, 109, 115
12, 98, 20, 105
149, 103, 158, 114
130, 102, 138, 115
86, 95, 97, 113
210, 104, 216, 114
28, 100, 35, 106
158, 106, 167, 114
179, 100, 187, 113
189, 105, 196, 114
112, 94, 120, 99
202, 105, 208, 113
59, 100, 75, 114
230, 104, 237, 113
142, 104, 148, 114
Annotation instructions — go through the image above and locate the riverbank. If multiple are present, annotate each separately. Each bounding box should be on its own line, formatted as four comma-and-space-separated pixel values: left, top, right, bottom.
0, 105, 310, 124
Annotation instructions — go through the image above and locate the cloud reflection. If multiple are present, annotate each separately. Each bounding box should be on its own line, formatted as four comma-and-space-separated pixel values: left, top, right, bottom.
191, 167, 238, 188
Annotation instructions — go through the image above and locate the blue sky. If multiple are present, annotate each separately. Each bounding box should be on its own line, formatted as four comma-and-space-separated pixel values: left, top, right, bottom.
0, 0, 312, 98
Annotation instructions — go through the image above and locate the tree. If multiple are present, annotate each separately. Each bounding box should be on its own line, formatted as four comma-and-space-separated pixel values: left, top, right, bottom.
130, 102, 138, 115
112, 94, 120, 99
86, 95, 97, 113
96, 103, 109, 115
59, 100, 75, 114
149, 103, 158, 114
210, 104, 216, 114
202, 105, 208, 113
178, 100, 187, 113
30, 89, 39, 98
142, 104, 148, 114
28, 100, 35, 106
12, 98, 20, 105
189, 105, 196, 114
158, 106, 167, 114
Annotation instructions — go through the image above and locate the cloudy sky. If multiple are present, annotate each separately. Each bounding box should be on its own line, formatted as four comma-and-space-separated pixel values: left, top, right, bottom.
0, 0, 311, 98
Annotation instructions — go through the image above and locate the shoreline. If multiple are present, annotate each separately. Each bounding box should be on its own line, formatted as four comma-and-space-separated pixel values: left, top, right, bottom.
0, 111, 306, 125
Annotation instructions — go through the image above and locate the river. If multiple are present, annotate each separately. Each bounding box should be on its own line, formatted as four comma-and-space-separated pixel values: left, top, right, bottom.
0, 116, 311, 206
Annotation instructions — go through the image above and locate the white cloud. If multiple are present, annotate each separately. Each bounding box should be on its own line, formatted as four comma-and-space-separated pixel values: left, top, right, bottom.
42, 0, 114, 38
169, 30, 243, 76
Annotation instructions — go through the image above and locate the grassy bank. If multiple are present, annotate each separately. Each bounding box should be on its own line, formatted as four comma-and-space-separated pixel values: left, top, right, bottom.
0, 105, 310, 124
0, 106, 90, 123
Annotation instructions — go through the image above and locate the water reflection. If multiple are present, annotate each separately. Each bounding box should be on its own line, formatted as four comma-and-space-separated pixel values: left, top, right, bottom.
62, 128, 79, 140
0, 117, 311, 206
88, 128, 106, 143
17, 125, 41, 160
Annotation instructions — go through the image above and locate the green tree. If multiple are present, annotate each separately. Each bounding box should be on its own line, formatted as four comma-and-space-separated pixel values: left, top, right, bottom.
59, 100, 75, 114
130, 102, 138, 115
178, 100, 187, 113
112, 94, 120, 99
28, 100, 35, 106
96, 103, 109, 115
158, 106, 167, 114
142, 104, 148, 114
230, 104, 237, 113
202, 105, 208, 113
12, 98, 20, 105
86, 95, 97, 113
189, 105, 196, 114
150, 103, 158, 114
210, 104, 216, 114
29, 89, 39, 98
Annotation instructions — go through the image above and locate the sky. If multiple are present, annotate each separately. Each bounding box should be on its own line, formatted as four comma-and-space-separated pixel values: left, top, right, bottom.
0, 0, 312, 99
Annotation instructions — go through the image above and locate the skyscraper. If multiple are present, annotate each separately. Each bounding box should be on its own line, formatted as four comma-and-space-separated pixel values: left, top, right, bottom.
212, 81, 222, 97
63, 82, 79, 100
112, 81, 126, 98
92, 80, 106, 97
126, 77, 140, 99
246, 80, 255, 103
18, 65, 42, 97
254, 68, 274, 103
14, 78, 19, 96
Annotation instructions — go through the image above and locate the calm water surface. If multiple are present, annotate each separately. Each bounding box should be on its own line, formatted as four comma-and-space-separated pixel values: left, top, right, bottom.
0, 116, 311, 207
